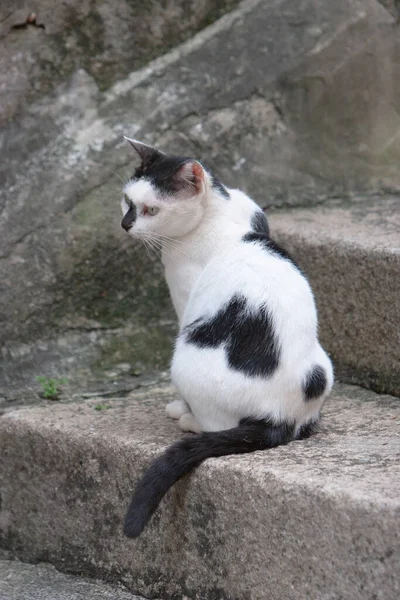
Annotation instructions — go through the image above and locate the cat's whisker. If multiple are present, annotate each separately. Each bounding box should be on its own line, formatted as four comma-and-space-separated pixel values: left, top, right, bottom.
147, 234, 190, 259
151, 241, 175, 261
157, 240, 189, 260
142, 238, 154, 261
148, 239, 161, 257
144, 233, 169, 249
147, 236, 178, 261
136, 233, 157, 259
112, 170, 127, 185
142, 235, 162, 259
157, 240, 188, 254
149, 232, 186, 245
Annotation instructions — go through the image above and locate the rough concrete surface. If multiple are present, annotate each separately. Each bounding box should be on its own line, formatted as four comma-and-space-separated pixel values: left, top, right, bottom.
0, 559, 150, 600
378, 0, 400, 19
0, 382, 399, 600
0, 0, 239, 121
269, 196, 400, 396
1, 0, 399, 350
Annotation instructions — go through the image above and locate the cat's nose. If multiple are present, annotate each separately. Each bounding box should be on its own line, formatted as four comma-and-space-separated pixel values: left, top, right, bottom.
121, 202, 137, 232
121, 218, 133, 231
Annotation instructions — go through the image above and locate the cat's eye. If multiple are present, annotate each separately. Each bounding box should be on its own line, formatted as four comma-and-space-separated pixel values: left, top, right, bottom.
146, 206, 159, 216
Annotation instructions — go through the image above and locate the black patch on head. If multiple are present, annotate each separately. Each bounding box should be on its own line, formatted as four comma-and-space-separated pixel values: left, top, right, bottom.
296, 419, 320, 440
185, 294, 280, 378
243, 211, 300, 270
211, 174, 230, 199
132, 147, 229, 199
303, 365, 327, 402
133, 153, 191, 195
121, 202, 137, 231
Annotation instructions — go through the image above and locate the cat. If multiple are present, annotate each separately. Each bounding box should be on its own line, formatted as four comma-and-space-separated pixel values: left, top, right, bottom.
120, 137, 334, 538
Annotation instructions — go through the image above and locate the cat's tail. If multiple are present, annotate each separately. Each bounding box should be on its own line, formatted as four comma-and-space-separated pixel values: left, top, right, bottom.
124, 417, 295, 538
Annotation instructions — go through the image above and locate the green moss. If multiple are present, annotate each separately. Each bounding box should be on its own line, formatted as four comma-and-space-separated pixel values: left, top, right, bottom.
36, 376, 68, 400
95, 323, 175, 375
52, 239, 172, 329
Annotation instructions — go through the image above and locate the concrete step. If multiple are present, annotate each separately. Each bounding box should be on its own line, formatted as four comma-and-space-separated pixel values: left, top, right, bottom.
0, 382, 399, 600
269, 196, 400, 396
0, 557, 152, 600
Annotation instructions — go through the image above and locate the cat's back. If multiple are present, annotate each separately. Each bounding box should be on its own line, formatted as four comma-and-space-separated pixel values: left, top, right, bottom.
181, 230, 316, 337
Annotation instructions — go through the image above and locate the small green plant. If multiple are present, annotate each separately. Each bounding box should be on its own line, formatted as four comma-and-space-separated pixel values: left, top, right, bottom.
36, 376, 67, 400
94, 403, 112, 411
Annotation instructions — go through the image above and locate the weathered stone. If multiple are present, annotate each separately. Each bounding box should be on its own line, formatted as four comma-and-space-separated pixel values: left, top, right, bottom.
0, 558, 151, 600
1, 0, 399, 387
0, 0, 239, 122
269, 196, 400, 396
0, 382, 399, 600
378, 0, 400, 20
158, 0, 400, 205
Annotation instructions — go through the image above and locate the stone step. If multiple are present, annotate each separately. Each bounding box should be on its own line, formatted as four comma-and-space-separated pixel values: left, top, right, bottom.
269, 196, 400, 396
0, 382, 399, 600
0, 557, 152, 600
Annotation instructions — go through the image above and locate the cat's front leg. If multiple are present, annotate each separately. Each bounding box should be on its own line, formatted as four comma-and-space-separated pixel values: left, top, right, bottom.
166, 398, 189, 420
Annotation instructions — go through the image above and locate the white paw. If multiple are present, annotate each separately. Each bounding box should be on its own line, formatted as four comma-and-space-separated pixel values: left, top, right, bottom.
178, 413, 202, 434
166, 399, 189, 420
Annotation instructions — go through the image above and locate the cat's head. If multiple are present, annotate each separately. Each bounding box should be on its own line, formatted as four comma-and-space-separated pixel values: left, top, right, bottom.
121, 138, 210, 239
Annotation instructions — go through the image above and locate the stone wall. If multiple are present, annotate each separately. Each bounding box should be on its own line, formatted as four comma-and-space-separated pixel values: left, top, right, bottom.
378, 0, 400, 19
1, 0, 399, 386
0, 0, 239, 122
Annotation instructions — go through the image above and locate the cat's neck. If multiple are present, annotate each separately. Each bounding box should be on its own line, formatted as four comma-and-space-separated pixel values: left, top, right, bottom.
162, 188, 258, 322
172, 189, 256, 261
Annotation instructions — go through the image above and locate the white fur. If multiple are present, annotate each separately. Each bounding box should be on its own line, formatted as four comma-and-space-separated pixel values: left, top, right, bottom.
165, 399, 189, 419
178, 413, 202, 434
122, 169, 333, 435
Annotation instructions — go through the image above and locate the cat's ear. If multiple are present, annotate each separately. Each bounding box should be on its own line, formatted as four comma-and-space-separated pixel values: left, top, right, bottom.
175, 160, 206, 197
124, 137, 164, 165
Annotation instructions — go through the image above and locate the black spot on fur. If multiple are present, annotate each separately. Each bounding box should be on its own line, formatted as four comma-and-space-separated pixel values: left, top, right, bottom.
251, 211, 270, 236
131, 145, 229, 199
131, 149, 229, 199
264, 239, 299, 263
124, 417, 295, 537
121, 202, 137, 231
303, 365, 327, 402
296, 420, 320, 439
243, 211, 300, 270
133, 153, 191, 194
185, 295, 280, 377
243, 232, 300, 268
211, 175, 230, 199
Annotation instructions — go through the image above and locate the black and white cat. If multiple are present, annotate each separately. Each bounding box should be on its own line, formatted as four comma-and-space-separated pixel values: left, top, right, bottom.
120, 137, 333, 538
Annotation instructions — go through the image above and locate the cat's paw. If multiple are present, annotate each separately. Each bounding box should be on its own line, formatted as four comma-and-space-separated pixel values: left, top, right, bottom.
178, 413, 202, 434
166, 399, 189, 420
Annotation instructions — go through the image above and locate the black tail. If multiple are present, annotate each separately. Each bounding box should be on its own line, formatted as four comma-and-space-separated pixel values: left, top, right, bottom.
124, 417, 295, 538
